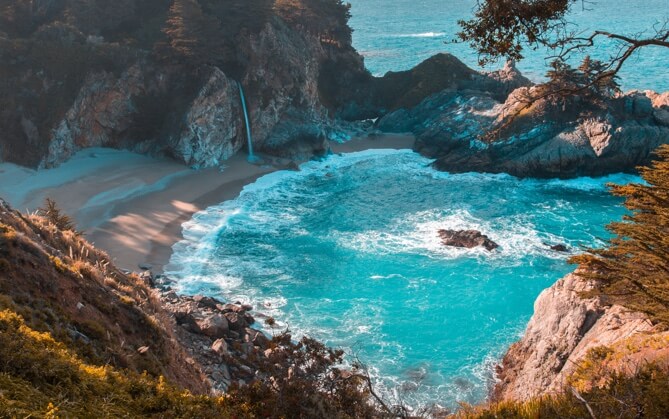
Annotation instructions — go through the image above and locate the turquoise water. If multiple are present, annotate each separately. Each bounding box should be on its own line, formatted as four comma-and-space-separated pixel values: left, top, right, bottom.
348, 0, 669, 92
167, 150, 637, 410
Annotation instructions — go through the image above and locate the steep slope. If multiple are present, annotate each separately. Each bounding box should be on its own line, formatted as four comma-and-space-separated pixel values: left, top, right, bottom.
0, 198, 208, 393
0, 198, 390, 417
489, 145, 669, 411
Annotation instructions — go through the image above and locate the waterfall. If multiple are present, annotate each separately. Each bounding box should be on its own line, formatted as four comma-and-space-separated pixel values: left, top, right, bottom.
237, 81, 259, 163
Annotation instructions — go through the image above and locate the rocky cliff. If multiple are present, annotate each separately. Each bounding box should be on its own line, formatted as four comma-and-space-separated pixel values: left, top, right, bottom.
0, 0, 373, 168
379, 61, 669, 178
0, 1, 548, 171
493, 273, 659, 401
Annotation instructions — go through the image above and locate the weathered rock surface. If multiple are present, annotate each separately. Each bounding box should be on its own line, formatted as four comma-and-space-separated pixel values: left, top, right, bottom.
379, 84, 669, 178
168, 68, 244, 168
0, 7, 371, 169
438, 229, 499, 251
493, 273, 654, 402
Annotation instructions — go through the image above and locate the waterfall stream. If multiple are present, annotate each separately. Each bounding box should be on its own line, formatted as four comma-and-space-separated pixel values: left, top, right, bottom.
237, 82, 259, 163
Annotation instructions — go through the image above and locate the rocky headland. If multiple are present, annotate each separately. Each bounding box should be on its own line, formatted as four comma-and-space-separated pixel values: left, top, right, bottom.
378, 60, 669, 178
492, 273, 660, 402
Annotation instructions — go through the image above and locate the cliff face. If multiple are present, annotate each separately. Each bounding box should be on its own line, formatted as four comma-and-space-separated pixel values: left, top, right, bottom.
493, 273, 655, 401
0, 1, 369, 168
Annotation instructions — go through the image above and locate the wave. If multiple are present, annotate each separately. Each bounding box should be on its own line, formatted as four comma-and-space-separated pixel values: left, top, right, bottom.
392, 32, 447, 38
164, 149, 635, 411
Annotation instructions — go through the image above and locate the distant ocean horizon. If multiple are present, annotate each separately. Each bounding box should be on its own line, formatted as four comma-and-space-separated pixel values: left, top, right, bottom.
347, 0, 669, 92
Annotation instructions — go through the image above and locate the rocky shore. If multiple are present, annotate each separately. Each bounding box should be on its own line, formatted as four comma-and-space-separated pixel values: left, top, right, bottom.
134, 270, 272, 393
492, 273, 659, 402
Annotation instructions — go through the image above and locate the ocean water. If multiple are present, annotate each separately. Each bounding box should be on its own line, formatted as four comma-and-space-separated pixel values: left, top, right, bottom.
348, 0, 669, 92
166, 150, 638, 410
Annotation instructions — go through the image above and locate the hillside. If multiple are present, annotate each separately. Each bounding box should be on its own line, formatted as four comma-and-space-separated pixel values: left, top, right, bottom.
0, 199, 390, 417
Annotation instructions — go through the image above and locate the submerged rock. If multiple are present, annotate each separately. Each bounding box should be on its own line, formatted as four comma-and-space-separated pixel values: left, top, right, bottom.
438, 229, 499, 251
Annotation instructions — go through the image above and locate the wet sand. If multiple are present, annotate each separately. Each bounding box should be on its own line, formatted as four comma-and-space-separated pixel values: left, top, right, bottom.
0, 134, 414, 272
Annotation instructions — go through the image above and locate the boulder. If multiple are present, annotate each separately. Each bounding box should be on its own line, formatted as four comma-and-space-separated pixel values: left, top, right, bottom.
193, 295, 222, 310
438, 229, 499, 251
195, 314, 229, 339
224, 312, 246, 332
549, 244, 569, 252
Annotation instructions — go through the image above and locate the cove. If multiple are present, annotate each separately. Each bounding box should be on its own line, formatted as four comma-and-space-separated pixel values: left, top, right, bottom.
166, 149, 638, 410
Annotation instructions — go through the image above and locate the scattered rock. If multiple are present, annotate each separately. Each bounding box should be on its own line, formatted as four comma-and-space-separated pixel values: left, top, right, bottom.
225, 312, 246, 332
438, 229, 499, 251
138, 270, 154, 287
211, 339, 229, 357
193, 295, 222, 310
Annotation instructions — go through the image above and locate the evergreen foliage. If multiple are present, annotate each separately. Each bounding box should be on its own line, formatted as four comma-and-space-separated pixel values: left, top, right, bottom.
541, 57, 620, 108
38, 198, 76, 233
161, 0, 227, 66
572, 145, 669, 326
457, 0, 574, 66
275, 0, 353, 44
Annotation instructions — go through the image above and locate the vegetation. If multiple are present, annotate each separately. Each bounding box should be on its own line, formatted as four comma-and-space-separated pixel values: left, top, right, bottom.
38, 198, 77, 232
457, 0, 667, 141
0, 200, 389, 417
227, 333, 393, 418
458, 0, 668, 79
161, 0, 227, 67
275, 0, 353, 45
572, 144, 669, 326
0, 308, 229, 417
541, 56, 620, 107
458, 363, 669, 418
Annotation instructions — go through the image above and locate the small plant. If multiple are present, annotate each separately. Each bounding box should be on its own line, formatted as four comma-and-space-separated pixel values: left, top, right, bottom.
39, 198, 77, 233
49, 256, 69, 274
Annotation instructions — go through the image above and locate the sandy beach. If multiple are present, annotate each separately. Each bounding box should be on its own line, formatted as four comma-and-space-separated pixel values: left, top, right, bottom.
0, 134, 414, 272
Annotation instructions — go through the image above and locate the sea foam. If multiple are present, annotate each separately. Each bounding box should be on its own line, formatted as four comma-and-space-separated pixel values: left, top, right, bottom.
165, 149, 638, 410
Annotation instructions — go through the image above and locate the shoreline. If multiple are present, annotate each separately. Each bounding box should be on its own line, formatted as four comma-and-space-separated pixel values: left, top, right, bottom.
0, 133, 414, 273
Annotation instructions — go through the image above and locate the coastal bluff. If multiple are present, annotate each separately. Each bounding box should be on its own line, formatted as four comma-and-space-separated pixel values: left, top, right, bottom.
493, 272, 661, 401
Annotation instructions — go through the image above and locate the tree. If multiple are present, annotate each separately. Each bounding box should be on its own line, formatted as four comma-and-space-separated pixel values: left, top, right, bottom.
571, 144, 669, 326
161, 0, 227, 67
38, 198, 76, 232
458, 0, 667, 98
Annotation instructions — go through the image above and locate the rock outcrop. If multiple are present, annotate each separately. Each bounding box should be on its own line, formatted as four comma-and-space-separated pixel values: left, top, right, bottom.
379, 65, 669, 178
493, 273, 655, 401
438, 229, 499, 251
